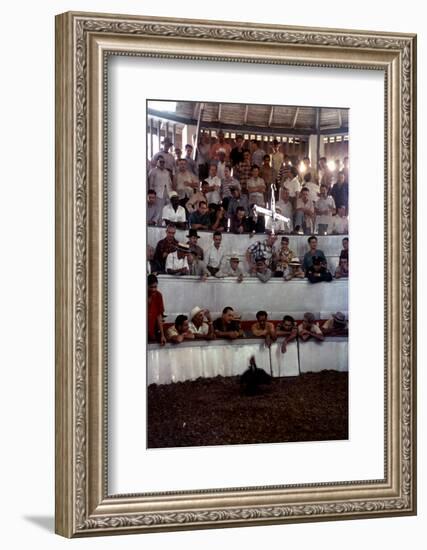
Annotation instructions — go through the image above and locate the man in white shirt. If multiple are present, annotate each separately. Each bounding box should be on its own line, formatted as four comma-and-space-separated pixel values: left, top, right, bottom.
276, 187, 293, 232
161, 192, 187, 229
148, 155, 173, 203
315, 183, 336, 234
303, 173, 320, 203
331, 205, 349, 234
295, 187, 315, 234
247, 165, 266, 207
188, 306, 215, 339
205, 231, 226, 276
165, 242, 190, 275
298, 312, 325, 342
206, 163, 222, 204
283, 166, 301, 204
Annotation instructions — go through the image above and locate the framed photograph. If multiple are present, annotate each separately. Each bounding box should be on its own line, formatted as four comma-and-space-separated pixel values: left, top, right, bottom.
55, 11, 416, 537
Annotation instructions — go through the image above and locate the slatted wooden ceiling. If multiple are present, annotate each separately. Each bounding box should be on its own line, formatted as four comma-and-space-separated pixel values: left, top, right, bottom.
175, 101, 348, 132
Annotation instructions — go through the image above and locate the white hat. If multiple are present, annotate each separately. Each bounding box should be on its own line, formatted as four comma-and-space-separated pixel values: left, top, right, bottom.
190, 306, 203, 320
169, 191, 178, 198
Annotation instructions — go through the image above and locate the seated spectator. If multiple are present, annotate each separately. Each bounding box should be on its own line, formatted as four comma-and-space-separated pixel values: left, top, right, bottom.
335, 256, 349, 279
284, 258, 305, 281
165, 242, 190, 276
248, 203, 266, 234
295, 187, 315, 234
274, 236, 295, 277
188, 200, 210, 230
187, 251, 210, 279
206, 163, 222, 204
246, 233, 278, 274
322, 311, 348, 335
302, 235, 327, 273
330, 171, 349, 214
276, 315, 297, 353
167, 314, 195, 344
185, 180, 210, 214
152, 223, 178, 273
231, 206, 251, 234
298, 312, 325, 342
253, 258, 272, 283
215, 255, 244, 282
251, 310, 276, 347
275, 187, 293, 232
188, 307, 215, 340
147, 274, 166, 345
147, 189, 163, 226
205, 231, 226, 276
331, 205, 349, 234
213, 307, 243, 339
186, 228, 204, 260
307, 257, 333, 284
209, 203, 227, 232
340, 237, 349, 261
161, 192, 187, 229
315, 183, 336, 234
227, 185, 249, 219
247, 165, 266, 207
174, 158, 199, 205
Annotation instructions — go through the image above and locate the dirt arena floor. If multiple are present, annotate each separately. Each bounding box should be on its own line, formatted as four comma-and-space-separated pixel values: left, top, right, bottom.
147, 371, 348, 448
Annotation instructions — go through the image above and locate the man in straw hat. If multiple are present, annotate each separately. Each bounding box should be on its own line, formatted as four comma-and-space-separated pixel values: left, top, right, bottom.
321, 312, 348, 335
215, 254, 244, 282
188, 307, 215, 340
165, 242, 190, 276
186, 228, 204, 261
284, 257, 305, 281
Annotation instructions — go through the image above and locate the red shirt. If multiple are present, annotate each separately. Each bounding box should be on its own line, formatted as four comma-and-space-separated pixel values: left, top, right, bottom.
148, 290, 164, 342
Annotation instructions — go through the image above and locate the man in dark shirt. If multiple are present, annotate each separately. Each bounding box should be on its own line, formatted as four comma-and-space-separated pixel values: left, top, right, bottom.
186, 228, 204, 260
227, 186, 250, 218
188, 200, 211, 230
307, 257, 333, 283
152, 224, 179, 273
302, 235, 327, 273
230, 135, 245, 166
330, 171, 349, 214
213, 306, 243, 339
147, 189, 163, 226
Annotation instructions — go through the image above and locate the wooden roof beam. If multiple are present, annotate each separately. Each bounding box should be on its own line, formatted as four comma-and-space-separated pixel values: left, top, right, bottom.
292, 107, 300, 128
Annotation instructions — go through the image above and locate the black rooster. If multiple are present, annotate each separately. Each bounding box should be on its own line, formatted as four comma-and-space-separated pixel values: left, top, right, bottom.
240, 356, 272, 395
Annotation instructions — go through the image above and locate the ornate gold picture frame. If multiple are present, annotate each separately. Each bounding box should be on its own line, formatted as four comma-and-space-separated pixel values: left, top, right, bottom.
55, 11, 416, 537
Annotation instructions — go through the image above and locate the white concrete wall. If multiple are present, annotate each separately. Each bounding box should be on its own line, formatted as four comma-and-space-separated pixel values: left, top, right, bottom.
148, 337, 348, 384
157, 276, 348, 321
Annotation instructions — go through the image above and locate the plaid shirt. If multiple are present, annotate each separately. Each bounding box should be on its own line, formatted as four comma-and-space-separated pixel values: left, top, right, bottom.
247, 240, 275, 268
234, 161, 252, 194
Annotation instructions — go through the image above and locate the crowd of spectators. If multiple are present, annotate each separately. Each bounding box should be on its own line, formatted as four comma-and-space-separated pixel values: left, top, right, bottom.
149, 225, 348, 283
148, 134, 349, 235
148, 275, 348, 348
